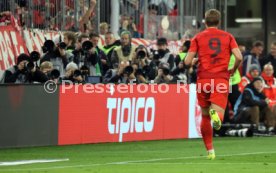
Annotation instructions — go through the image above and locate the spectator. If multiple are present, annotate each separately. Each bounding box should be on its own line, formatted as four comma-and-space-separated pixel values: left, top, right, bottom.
262, 64, 276, 87
2, 54, 48, 84
234, 77, 275, 132
0, 11, 10, 25
103, 62, 119, 83
137, 4, 160, 39
2, 54, 30, 84
40, 40, 69, 76
63, 31, 76, 53
262, 64, 276, 127
239, 64, 260, 92
62, 62, 84, 83
154, 37, 175, 70
242, 41, 263, 76
132, 44, 151, 67
173, 40, 191, 83
132, 45, 152, 83
238, 44, 247, 56
99, 22, 109, 36
111, 31, 137, 65
32, 0, 46, 29
150, 0, 176, 15
88, 32, 105, 76
171, 61, 187, 83
119, 14, 140, 38
107, 61, 135, 84
223, 54, 243, 123
40, 61, 54, 75
53, 34, 75, 62
154, 62, 179, 84
260, 41, 276, 77
101, 32, 119, 74
229, 54, 242, 101
79, 0, 97, 33
72, 33, 90, 69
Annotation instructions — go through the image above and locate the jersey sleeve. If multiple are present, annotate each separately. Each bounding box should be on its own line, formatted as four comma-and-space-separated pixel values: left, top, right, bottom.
229, 34, 238, 50
188, 36, 198, 52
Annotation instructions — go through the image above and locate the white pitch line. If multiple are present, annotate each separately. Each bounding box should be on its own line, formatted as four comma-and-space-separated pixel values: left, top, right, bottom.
110, 151, 276, 164
126, 162, 276, 165
0, 159, 69, 166
1, 151, 276, 172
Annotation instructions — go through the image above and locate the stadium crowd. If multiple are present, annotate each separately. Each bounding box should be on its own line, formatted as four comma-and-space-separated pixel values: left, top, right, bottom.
0, 0, 276, 135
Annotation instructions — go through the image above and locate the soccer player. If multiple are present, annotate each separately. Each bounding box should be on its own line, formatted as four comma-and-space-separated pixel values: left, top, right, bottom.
184, 9, 243, 160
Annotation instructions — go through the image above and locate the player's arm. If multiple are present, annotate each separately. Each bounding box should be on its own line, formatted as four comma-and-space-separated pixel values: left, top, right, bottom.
231, 48, 243, 74
184, 52, 197, 67
184, 37, 198, 67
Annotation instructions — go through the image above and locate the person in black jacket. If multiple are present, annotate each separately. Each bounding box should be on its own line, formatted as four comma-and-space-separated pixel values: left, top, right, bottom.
260, 41, 276, 77
234, 77, 275, 131
3, 54, 30, 84
3, 54, 48, 84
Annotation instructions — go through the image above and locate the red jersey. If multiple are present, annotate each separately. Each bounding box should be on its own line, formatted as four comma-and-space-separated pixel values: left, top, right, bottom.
189, 28, 238, 80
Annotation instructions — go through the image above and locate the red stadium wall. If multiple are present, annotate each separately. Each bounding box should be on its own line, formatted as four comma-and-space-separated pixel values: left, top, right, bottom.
58, 84, 190, 145
0, 84, 203, 148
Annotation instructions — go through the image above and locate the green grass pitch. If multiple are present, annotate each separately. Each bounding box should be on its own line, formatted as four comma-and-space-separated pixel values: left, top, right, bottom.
0, 137, 276, 173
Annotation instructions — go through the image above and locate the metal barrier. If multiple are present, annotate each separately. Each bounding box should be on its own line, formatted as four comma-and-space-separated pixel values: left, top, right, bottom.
0, 0, 217, 40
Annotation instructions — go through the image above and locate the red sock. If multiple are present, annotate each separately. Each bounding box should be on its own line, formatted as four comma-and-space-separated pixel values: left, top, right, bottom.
201, 115, 213, 151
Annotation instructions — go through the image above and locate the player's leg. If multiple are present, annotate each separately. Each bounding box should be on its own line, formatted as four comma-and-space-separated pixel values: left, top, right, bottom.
197, 79, 214, 159
201, 107, 215, 160
209, 79, 229, 130
209, 104, 225, 130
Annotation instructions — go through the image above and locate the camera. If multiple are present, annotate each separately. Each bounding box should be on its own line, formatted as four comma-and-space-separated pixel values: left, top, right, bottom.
123, 66, 134, 76
135, 68, 144, 76
73, 66, 90, 79
25, 62, 35, 72
49, 69, 60, 80
137, 50, 146, 59
58, 42, 67, 49
30, 51, 40, 62
226, 128, 253, 137
82, 41, 93, 51
42, 40, 55, 53
159, 63, 170, 76
80, 65, 90, 76
73, 70, 82, 78
152, 50, 160, 60
162, 68, 170, 76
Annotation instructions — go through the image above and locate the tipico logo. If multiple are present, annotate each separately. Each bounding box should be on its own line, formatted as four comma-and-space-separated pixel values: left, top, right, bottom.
107, 97, 156, 142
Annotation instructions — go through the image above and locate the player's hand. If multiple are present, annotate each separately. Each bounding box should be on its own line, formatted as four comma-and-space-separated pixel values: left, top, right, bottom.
192, 58, 198, 66
229, 69, 235, 76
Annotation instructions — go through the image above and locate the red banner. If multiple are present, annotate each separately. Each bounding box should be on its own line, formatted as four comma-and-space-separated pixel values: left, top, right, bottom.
0, 26, 28, 72
58, 84, 189, 145
23, 29, 59, 53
